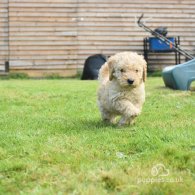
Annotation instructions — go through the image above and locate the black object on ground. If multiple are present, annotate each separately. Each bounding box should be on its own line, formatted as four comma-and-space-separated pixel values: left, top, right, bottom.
81, 54, 107, 80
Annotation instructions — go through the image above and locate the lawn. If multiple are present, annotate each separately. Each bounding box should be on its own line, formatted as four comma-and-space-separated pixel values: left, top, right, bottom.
0, 78, 194, 194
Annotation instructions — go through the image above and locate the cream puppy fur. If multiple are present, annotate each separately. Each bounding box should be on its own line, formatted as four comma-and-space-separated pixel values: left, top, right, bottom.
97, 52, 147, 126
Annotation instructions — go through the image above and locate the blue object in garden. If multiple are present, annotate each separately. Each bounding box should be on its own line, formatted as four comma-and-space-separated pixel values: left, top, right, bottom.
149, 37, 175, 52
162, 58, 195, 90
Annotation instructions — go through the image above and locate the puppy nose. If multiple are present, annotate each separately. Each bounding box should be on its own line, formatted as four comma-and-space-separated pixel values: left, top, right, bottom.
127, 79, 134, 85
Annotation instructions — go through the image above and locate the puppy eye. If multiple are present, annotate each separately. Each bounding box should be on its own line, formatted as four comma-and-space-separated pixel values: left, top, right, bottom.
135, 69, 139, 73
120, 69, 125, 72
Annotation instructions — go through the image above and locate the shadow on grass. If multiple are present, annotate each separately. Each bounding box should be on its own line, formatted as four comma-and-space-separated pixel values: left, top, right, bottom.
155, 86, 167, 90
60, 118, 136, 134
156, 86, 195, 92
76, 118, 138, 133
155, 83, 195, 92
79, 119, 118, 130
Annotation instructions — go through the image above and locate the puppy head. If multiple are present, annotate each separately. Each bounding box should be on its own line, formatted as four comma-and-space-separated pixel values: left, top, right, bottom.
108, 52, 147, 87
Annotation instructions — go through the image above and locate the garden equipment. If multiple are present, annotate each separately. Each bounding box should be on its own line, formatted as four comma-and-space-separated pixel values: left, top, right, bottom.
137, 14, 195, 90
137, 14, 194, 60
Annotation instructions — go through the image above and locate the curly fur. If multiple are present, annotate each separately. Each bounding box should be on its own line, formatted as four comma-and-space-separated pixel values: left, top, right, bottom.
97, 52, 147, 126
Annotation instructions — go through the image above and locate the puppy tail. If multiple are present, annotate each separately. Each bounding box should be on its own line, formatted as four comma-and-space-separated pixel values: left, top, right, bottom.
98, 62, 109, 84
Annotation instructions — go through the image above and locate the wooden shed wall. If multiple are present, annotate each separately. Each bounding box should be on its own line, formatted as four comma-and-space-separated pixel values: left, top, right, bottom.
9, 0, 78, 77
0, 0, 195, 76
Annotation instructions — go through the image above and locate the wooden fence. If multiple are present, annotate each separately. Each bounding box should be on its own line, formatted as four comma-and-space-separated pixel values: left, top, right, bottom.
0, 0, 195, 77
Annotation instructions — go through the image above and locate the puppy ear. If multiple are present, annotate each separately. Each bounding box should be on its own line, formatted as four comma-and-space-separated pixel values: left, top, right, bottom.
143, 62, 147, 82
107, 58, 115, 81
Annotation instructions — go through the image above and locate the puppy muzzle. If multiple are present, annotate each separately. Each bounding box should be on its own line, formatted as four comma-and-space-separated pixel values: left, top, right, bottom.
127, 79, 134, 85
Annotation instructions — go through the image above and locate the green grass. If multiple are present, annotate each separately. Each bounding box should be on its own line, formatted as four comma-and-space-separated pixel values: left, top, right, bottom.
0, 78, 194, 194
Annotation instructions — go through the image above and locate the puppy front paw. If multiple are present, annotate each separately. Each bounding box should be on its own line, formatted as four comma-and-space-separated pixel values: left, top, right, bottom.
118, 115, 137, 126
131, 107, 141, 117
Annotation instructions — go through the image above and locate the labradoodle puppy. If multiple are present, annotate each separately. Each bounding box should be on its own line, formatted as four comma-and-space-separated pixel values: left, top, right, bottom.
97, 52, 147, 126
